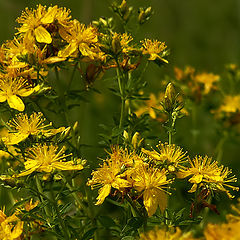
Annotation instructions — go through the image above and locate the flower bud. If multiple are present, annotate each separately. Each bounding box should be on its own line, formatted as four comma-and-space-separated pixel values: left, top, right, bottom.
120, 0, 127, 15
138, 6, 152, 24
112, 34, 121, 54
164, 83, 176, 112
132, 132, 144, 149
123, 130, 129, 140
73, 121, 78, 132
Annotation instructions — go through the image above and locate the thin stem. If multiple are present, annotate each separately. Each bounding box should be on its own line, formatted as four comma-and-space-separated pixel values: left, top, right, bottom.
66, 62, 78, 92
50, 184, 70, 240
215, 132, 228, 164
35, 175, 51, 218
62, 176, 87, 211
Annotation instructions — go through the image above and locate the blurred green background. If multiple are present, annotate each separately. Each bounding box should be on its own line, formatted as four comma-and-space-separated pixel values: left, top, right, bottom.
1, 0, 240, 226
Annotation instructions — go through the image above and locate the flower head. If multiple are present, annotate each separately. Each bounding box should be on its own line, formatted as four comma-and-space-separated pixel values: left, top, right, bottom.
132, 165, 173, 216
2, 112, 65, 145
87, 148, 134, 205
16, 144, 83, 177
0, 77, 38, 111
142, 142, 187, 172
194, 72, 219, 95
58, 19, 103, 60
140, 227, 195, 240
141, 39, 168, 63
0, 210, 23, 240
178, 156, 238, 197
16, 5, 72, 44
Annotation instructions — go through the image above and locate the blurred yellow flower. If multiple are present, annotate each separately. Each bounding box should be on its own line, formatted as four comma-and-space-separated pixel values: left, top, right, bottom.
140, 227, 196, 240
16, 144, 83, 177
216, 95, 240, 114
194, 72, 219, 95
204, 221, 240, 240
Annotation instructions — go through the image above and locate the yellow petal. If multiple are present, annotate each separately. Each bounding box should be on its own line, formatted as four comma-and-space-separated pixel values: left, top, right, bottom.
0, 150, 10, 158
7, 95, 25, 111
112, 177, 131, 190
43, 56, 66, 64
17, 88, 34, 97
59, 26, 72, 42
96, 184, 111, 205
156, 189, 168, 213
41, 6, 57, 24
16, 165, 39, 177
34, 26, 52, 44
58, 43, 77, 58
2, 132, 29, 145
52, 161, 83, 171
189, 174, 203, 184
11, 221, 23, 238
143, 189, 158, 216
0, 91, 6, 102
188, 184, 198, 193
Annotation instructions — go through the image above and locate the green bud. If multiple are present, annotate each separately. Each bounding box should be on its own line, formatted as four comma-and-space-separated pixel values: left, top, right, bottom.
131, 132, 144, 149
164, 83, 176, 112
112, 35, 121, 54
120, 0, 127, 15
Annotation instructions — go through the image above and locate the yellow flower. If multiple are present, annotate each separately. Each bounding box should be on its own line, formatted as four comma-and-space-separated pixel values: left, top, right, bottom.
178, 156, 238, 196
16, 5, 53, 44
0, 210, 23, 240
227, 198, 240, 223
216, 95, 240, 114
142, 142, 187, 171
16, 144, 83, 177
107, 146, 144, 168
58, 19, 101, 60
87, 147, 145, 206
16, 5, 72, 44
24, 199, 39, 212
2, 112, 65, 145
112, 32, 133, 54
88, 164, 131, 205
141, 39, 168, 63
204, 221, 240, 240
194, 72, 219, 95
132, 165, 172, 216
4, 38, 65, 69
140, 227, 196, 240
0, 77, 38, 111
135, 93, 162, 120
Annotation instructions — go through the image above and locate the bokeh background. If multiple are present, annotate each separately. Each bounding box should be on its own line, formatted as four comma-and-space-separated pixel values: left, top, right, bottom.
1, 0, 240, 227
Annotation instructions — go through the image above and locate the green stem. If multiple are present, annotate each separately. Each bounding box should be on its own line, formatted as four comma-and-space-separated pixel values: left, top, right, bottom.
35, 175, 51, 218
62, 176, 87, 212
50, 184, 70, 239
215, 133, 227, 164
66, 62, 78, 92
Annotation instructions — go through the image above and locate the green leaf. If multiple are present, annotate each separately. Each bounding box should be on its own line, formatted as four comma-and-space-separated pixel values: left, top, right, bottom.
82, 227, 97, 240
127, 217, 143, 229
121, 237, 135, 240
98, 215, 116, 228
